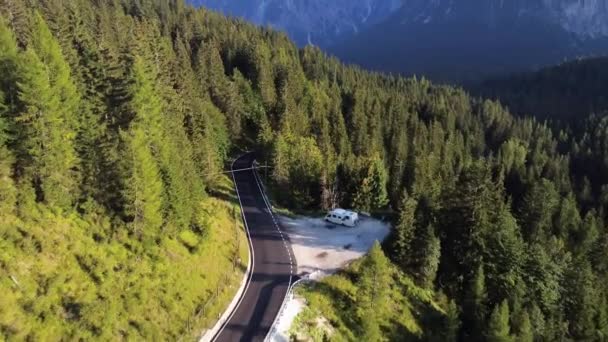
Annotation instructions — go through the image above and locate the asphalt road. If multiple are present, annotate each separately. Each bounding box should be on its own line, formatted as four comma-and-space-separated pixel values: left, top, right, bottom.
212, 153, 294, 342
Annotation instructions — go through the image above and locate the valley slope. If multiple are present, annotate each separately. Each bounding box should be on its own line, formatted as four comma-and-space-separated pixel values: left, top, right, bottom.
193, 0, 608, 82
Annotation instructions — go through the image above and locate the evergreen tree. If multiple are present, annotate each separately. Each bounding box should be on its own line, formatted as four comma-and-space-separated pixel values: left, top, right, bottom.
528, 303, 547, 341
463, 264, 488, 340
596, 294, 608, 340
121, 126, 164, 241
517, 179, 559, 242
357, 241, 392, 341
443, 299, 461, 342
17, 47, 79, 209
484, 207, 524, 305
409, 223, 441, 288
0, 17, 19, 118
513, 310, 534, 342
128, 56, 203, 232
564, 261, 597, 340
553, 192, 581, 242
0, 20, 17, 215
197, 43, 241, 137
29, 12, 81, 134
0, 112, 15, 215
391, 192, 417, 270
353, 156, 389, 212
486, 300, 512, 342
439, 161, 496, 291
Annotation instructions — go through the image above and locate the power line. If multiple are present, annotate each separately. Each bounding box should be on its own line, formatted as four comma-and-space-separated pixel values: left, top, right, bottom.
206, 165, 271, 176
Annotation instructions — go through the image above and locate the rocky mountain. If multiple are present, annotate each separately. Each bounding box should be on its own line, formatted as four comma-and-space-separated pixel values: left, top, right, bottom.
394, 0, 608, 39
191, 0, 608, 82
332, 0, 608, 82
188, 0, 402, 47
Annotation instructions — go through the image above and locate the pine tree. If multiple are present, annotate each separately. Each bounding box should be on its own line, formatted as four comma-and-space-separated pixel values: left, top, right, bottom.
196, 43, 242, 137
524, 242, 566, 316
128, 55, 204, 232
357, 241, 392, 341
439, 161, 496, 291
517, 179, 559, 242
391, 192, 418, 270
67, 19, 113, 208
29, 12, 80, 133
596, 294, 608, 340
411, 224, 441, 288
17, 47, 78, 209
485, 207, 525, 305
486, 300, 512, 342
353, 156, 389, 212
572, 210, 599, 258
553, 192, 581, 242
0, 0, 29, 46
121, 126, 164, 240
463, 264, 488, 340
345, 89, 369, 156
565, 261, 597, 340
443, 299, 461, 342
252, 42, 276, 110
0, 110, 15, 215
0, 17, 19, 117
513, 311, 534, 342
10, 12, 82, 209
530, 303, 546, 338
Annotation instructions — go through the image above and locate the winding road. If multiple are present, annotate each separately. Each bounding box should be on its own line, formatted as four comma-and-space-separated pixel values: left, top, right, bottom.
212, 153, 294, 342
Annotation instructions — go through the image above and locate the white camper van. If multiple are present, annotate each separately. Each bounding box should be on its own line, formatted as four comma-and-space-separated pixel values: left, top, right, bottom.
325, 209, 359, 227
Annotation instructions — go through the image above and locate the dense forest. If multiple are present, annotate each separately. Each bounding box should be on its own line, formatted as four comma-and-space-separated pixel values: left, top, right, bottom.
1, 0, 608, 341
476, 57, 608, 122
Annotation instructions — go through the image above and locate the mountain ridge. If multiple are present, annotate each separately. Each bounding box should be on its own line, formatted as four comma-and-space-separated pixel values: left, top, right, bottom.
188, 0, 402, 47
192, 0, 608, 82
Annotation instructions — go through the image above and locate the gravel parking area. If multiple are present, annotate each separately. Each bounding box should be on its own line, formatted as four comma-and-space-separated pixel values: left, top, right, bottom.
270, 214, 391, 341
280, 215, 391, 278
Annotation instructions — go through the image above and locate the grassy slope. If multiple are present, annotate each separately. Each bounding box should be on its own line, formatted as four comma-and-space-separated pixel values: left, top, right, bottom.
291, 259, 444, 341
0, 175, 248, 341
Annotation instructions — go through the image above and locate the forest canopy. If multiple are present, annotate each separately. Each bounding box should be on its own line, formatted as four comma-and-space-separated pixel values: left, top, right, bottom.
0, 0, 607, 341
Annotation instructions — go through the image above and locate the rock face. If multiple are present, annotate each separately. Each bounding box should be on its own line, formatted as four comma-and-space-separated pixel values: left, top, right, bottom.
396, 0, 608, 39
188, 0, 402, 47
331, 0, 608, 82
190, 0, 608, 82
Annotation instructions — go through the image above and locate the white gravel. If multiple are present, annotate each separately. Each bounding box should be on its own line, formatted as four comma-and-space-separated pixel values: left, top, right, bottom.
281, 215, 391, 278
271, 214, 391, 341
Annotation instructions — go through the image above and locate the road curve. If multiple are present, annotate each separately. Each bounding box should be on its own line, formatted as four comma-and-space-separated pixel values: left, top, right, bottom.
212, 153, 294, 342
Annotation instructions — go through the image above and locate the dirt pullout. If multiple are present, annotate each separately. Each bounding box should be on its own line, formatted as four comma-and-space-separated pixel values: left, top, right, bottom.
280, 215, 391, 278
270, 215, 391, 341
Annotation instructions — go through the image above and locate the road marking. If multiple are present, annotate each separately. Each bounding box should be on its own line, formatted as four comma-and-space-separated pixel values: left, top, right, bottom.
211, 154, 256, 342
252, 159, 296, 342
252, 160, 294, 275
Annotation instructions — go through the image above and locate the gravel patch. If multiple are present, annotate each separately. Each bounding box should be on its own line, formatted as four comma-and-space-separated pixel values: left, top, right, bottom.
281, 215, 391, 279
271, 214, 391, 341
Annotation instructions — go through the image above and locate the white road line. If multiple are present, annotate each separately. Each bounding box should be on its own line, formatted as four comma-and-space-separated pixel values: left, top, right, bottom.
252, 159, 295, 342
210, 154, 256, 342
252, 160, 293, 271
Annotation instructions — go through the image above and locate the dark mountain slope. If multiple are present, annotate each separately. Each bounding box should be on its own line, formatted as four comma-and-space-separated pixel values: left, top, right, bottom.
475, 57, 608, 121
331, 1, 608, 82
